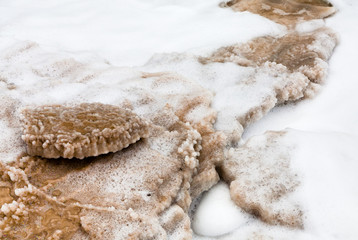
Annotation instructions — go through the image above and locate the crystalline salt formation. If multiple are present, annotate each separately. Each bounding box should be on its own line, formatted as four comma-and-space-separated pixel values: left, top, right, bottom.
21, 103, 149, 159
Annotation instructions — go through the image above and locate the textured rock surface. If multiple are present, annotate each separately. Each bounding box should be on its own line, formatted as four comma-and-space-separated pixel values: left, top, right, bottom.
0, 40, 217, 238
21, 103, 149, 159
0, 117, 201, 239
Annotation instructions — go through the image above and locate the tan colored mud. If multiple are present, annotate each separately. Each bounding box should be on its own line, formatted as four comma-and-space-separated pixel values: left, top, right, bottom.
0, 160, 84, 239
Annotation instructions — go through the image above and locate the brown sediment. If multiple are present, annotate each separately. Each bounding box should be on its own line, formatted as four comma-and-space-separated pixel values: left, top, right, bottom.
21, 103, 149, 159
220, 131, 303, 228
0, 187, 13, 206
0, 160, 84, 239
222, 0, 336, 26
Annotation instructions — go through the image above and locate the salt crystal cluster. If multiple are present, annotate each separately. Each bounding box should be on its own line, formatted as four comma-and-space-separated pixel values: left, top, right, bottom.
21, 103, 149, 159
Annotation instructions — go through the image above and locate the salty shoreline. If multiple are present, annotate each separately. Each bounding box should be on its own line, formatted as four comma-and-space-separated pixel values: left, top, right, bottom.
1, 0, 357, 239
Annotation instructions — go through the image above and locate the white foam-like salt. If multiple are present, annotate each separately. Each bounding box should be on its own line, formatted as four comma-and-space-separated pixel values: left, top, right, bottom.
192, 182, 251, 237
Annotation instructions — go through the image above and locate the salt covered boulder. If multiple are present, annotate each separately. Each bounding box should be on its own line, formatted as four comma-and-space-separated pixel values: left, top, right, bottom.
0, 113, 201, 239
223, 0, 336, 26
200, 27, 338, 85
21, 103, 149, 159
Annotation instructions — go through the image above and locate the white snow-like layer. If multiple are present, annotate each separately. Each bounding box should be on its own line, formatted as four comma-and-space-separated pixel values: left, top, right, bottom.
192, 182, 251, 237
290, 130, 358, 240
0, 0, 284, 66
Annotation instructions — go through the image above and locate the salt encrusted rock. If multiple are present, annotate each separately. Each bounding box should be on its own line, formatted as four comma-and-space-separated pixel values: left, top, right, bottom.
0, 40, 217, 238
0, 111, 201, 239
139, 26, 338, 203
200, 27, 338, 84
0, 19, 338, 237
222, 0, 336, 26
21, 103, 149, 159
197, 27, 337, 140
220, 131, 303, 228
38, 123, 201, 212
